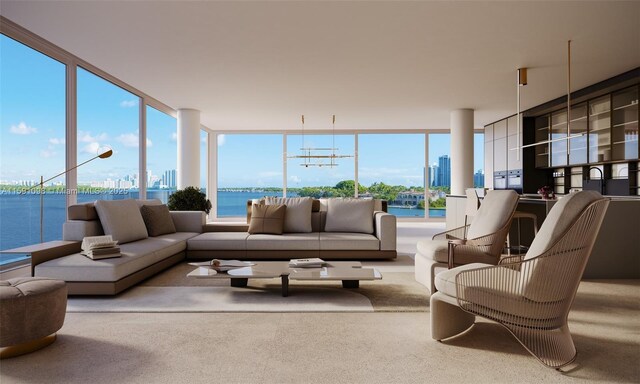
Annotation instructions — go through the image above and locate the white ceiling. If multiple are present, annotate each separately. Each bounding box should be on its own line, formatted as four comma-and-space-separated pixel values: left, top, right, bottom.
2, 1, 639, 131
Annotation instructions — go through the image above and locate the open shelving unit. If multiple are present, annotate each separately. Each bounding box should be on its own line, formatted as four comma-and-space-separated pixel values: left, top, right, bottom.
527, 73, 639, 196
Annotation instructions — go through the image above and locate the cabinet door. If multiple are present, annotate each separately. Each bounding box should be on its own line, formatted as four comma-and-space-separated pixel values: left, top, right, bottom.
507, 115, 522, 170
494, 119, 507, 139
535, 115, 550, 168
569, 103, 588, 165
494, 137, 507, 172
611, 86, 638, 160
485, 140, 494, 188
588, 95, 611, 162
507, 133, 522, 170
484, 124, 494, 142
551, 110, 568, 167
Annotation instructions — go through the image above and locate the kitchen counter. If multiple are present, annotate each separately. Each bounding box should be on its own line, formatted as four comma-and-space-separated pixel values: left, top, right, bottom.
445, 193, 640, 278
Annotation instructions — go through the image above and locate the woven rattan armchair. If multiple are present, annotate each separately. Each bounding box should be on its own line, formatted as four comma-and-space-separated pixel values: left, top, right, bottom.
429, 191, 609, 369
415, 190, 519, 293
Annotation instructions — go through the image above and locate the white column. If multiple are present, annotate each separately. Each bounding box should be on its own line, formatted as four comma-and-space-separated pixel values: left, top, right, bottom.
450, 109, 474, 196
177, 109, 201, 189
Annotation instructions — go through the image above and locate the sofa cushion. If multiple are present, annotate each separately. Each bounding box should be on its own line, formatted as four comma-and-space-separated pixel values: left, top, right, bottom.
135, 199, 163, 208
325, 198, 374, 234
95, 199, 148, 244
34, 235, 192, 282
416, 239, 449, 263
68, 202, 98, 220
265, 197, 313, 233
467, 190, 518, 240
435, 263, 564, 322
248, 204, 286, 235
140, 204, 177, 237
246, 233, 320, 250
187, 232, 249, 251
319, 233, 379, 250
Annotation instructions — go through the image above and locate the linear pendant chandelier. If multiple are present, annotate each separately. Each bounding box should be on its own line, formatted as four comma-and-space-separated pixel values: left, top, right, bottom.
514, 40, 586, 151
287, 115, 354, 167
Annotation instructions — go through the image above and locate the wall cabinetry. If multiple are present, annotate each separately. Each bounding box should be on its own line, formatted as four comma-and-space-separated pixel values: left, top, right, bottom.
485, 115, 546, 193
484, 124, 494, 189
527, 70, 639, 195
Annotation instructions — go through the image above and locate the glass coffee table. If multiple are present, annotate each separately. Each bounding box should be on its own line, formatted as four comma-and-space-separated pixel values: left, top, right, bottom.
187, 261, 382, 297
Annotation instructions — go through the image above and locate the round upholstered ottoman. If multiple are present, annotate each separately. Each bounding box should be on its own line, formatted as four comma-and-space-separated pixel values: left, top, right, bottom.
0, 277, 67, 359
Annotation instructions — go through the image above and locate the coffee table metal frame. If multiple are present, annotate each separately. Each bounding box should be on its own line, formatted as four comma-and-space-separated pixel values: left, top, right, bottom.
187, 261, 381, 297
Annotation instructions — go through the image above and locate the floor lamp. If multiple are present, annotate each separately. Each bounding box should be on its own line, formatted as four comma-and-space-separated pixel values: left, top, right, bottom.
24, 148, 113, 243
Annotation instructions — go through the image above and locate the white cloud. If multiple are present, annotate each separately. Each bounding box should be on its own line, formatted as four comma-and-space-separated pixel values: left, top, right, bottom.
201, 135, 207, 145
120, 99, 138, 108
49, 138, 65, 145
115, 133, 151, 148
10, 122, 37, 135
82, 142, 100, 155
40, 149, 56, 158
78, 131, 108, 143
259, 171, 282, 178
217, 134, 226, 146
171, 132, 177, 141
289, 175, 301, 184
116, 133, 139, 147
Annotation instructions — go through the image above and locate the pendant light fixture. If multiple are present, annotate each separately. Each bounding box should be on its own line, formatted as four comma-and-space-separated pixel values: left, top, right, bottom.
517, 40, 585, 151
287, 115, 354, 167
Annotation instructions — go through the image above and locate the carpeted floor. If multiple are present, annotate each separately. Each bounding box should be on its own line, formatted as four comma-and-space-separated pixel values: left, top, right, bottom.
2, 224, 639, 383
2, 279, 639, 384
68, 256, 429, 313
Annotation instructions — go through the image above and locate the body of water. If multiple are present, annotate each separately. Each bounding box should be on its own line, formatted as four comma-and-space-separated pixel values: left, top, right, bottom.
0, 190, 445, 251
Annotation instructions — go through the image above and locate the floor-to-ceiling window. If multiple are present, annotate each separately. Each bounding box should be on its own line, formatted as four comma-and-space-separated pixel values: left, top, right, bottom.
146, 106, 177, 203
286, 134, 356, 198
217, 134, 283, 217
358, 134, 426, 218
0, 35, 66, 249
76, 67, 140, 203
427, 133, 450, 218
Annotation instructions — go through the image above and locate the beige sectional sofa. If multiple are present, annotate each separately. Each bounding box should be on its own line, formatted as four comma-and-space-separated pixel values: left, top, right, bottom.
35, 199, 205, 295
187, 199, 396, 260
32, 197, 397, 295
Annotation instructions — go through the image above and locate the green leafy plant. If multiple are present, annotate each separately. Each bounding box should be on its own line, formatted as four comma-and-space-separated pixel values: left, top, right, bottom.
167, 186, 212, 214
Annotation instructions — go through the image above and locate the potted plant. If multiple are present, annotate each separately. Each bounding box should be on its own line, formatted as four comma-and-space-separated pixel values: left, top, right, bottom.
537, 185, 555, 200
167, 186, 212, 214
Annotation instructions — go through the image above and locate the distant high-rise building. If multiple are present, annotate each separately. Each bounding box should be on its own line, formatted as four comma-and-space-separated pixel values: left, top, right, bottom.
474, 169, 485, 187
430, 163, 439, 187
437, 155, 450, 187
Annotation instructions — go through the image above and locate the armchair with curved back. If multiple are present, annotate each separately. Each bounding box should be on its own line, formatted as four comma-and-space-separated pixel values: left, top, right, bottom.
429, 191, 609, 369
415, 190, 519, 293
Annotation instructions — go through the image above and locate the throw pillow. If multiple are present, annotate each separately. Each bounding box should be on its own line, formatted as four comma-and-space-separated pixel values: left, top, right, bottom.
94, 199, 149, 244
140, 204, 177, 237
264, 197, 313, 233
324, 198, 374, 234
248, 204, 286, 235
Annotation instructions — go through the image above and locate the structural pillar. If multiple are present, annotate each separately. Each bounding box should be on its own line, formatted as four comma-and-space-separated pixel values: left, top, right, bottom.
177, 109, 201, 189
450, 109, 474, 195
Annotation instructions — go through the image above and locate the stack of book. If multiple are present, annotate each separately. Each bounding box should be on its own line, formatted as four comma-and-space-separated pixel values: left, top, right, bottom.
289, 258, 326, 268
81, 235, 121, 260
188, 259, 255, 272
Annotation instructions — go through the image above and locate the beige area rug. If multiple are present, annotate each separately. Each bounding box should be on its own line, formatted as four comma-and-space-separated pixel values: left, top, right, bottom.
67, 256, 429, 313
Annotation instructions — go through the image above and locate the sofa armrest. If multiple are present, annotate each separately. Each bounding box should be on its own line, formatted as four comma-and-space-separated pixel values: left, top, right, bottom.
3, 241, 82, 276
375, 211, 397, 251
63, 220, 104, 241
170, 211, 206, 233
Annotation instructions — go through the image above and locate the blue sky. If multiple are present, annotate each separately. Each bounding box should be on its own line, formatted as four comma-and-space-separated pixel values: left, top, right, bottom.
1, 34, 483, 189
